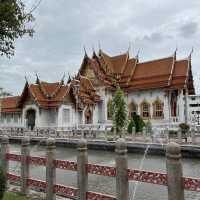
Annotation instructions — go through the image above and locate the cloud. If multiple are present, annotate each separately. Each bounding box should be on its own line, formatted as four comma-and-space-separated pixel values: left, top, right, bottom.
179, 22, 198, 38
0, 0, 200, 94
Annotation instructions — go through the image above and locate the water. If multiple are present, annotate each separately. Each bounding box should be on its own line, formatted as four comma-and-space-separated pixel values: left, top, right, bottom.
8, 144, 200, 200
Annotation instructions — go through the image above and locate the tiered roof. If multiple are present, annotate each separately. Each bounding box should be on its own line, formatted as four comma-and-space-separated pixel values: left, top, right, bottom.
79, 49, 195, 94
71, 76, 100, 106
0, 96, 21, 113
0, 48, 195, 114
0, 76, 100, 113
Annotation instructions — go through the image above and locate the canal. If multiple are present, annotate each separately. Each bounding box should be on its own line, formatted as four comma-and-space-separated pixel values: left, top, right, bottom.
9, 143, 200, 200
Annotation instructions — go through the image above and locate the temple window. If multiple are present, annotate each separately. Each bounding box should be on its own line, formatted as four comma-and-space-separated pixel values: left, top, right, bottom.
141, 101, 150, 118
107, 98, 113, 120
153, 99, 164, 118
128, 102, 137, 118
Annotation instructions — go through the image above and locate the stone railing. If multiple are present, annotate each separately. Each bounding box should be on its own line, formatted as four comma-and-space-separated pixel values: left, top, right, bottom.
1, 136, 200, 200
1, 126, 200, 145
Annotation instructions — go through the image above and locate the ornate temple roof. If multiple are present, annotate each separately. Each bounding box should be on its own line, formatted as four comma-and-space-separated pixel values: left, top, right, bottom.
79, 49, 195, 94
0, 48, 195, 113
0, 75, 100, 113
0, 96, 21, 113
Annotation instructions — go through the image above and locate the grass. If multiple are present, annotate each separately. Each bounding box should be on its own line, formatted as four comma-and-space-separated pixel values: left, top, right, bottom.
3, 192, 30, 200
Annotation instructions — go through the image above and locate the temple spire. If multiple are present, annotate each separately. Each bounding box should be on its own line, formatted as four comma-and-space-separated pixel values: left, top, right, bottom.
173, 47, 177, 59
83, 46, 88, 58
25, 76, 29, 85
67, 73, 71, 84
189, 47, 194, 60
98, 40, 102, 56
136, 48, 140, 61
35, 72, 40, 84
60, 73, 65, 85
92, 46, 97, 58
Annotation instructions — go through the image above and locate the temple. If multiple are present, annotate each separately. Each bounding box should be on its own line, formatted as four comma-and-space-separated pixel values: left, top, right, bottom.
0, 48, 197, 130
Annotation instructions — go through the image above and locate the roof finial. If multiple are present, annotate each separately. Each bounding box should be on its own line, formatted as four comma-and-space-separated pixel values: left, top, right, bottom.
189, 47, 194, 58
98, 40, 102, 56
136, 48, 140, 60
92, 45, 97, 58
174, 46, 178, 59
83, 46, 88, 58
60, 73, 65, 85
67, 73, 71, 84
25, 76, 29, 84
127, 42, 131, 57
35, 71, 40, 84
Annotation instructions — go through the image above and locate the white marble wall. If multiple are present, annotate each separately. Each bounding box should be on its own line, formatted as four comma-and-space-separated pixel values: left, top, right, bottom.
57, 104, 75, 127
0, 113, 22, 127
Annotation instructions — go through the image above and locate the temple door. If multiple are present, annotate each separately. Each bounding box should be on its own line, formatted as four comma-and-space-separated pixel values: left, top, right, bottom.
85, 107, 92, 124
26, 109, 36, 130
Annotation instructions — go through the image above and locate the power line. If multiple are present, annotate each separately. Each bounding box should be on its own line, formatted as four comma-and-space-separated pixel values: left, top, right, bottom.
29, 0, 43, 14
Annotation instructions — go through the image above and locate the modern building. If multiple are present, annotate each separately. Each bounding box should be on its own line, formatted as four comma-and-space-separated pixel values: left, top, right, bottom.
0, 48, 197, 130
188, 95, 200, 126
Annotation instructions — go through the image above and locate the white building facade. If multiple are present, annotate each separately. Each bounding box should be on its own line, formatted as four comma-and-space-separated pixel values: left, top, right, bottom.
0, 49, 196, 130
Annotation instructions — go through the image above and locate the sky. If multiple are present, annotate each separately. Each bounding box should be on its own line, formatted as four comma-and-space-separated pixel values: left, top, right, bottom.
0, 0, 200, 95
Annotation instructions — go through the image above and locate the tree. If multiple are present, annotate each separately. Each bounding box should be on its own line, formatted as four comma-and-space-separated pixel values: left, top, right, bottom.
0, 87, 12, 97
0, 0, 35, 57
112, 87, 128, 134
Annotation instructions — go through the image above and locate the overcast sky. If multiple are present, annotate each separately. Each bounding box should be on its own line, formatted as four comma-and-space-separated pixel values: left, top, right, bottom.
0, 0, 200, 95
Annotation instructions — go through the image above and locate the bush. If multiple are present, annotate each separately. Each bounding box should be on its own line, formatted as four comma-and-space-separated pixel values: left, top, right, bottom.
132, 115, 145, 133
168, 130, 177, 138
127, 119, 135, 134
179, 123, 190, 133
0, 166, 6, 200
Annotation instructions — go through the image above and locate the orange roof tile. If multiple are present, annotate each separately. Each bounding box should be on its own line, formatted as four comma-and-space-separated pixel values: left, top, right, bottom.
100, 51, 128, 74
80, 50, 194, 91
0, 96, 21, 113
29, 83, 69, 108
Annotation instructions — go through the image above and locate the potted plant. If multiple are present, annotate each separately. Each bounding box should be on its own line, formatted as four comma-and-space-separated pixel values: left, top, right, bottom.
179, 123, 190, 142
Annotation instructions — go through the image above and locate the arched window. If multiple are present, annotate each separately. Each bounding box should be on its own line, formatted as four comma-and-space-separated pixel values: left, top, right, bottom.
141, 101, 150, 118
128, 102, 137, 118
107, 98, 113, 120
153, 99, 164, 118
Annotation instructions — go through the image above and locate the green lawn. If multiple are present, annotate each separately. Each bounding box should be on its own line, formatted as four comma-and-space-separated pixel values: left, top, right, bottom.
3, 192, 30, 200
